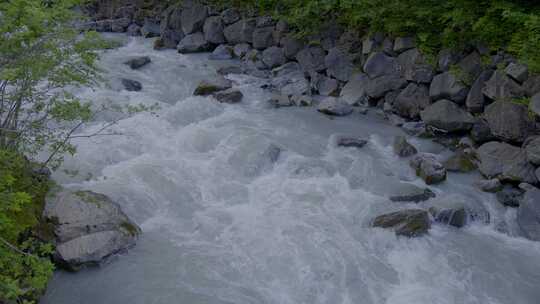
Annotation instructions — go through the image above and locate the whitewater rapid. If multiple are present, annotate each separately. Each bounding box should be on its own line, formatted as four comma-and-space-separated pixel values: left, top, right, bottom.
42, 35, 540, 304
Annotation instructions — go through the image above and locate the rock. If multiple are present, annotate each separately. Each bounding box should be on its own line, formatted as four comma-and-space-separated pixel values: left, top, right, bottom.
290, 95, 313, 107
281, 35, 304, 60
126, 24, 141, 36
537, 168, 540, 183
393, 83, 430, 119
410, 153, 447, 185
209, 44, 233, 60
530, 92, 540, 118
181, 3, 208, 34
388, 114, 406, 127
256, 16, 274, 28
267, 94, 292, 108
203, 16, 225, 44
476, 141, 538, 184
393, 136, 418, 157
363, 52, 400, 79
437, 49, 462, 72
390, 185, 435, 203
224, 19, 256, 44
123, 56, 151, 70
43, 190, 140, 270
443, 151, 477, 172
217, 65, 244, 75
496, 186, 524, 207
177, 32, 212, 53
517, 188, 540, 241
221, 8, 240, 25
193, 76, 232, 96
457, 52, 483, 81
402, 122, 429, 137
505, 63, 529, 84
296, 47, 326, 72
311, 73, 339, 96
482, 70, 525, 101
429, 203, 467, 228
466, 70, 494, 113
111, 18, 130, 32
372, 209, 430, 237
396, 48, 434, 84
271, 63, 310, 96
484, 101, 531, 143
337, 136, 368, 148
470, 120, 496, 144
317, 97, 353, 116
365, 75, 408, 99
429, 72, 469, 104
233, 43, 251, 58
158, 29, 184, 49
213, 89, 243, 104
340, 73, 369, 105
261, 47, 286, 69
325, 47, 354, 82
252, 27, 275, 50
525, 136, 540, 165
121, 79, 142, 91
141, 20, 160, 38
420, 99, 475, 133
393, 37, 416, 53
524, 75, 540, 97
474, 179, 503, 193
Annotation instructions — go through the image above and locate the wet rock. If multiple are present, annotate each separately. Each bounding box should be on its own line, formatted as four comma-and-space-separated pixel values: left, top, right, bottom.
474, 179, 503, 193
261, 47, 286, 69
123, 56, 151, 70
410, 153, 447, 185
181, 2, 208, 34
141, 20, 160, 38
340, 73, 369, 105
317, 97, 353, 116
126, 24, 141, 36
390, 185, 435, 203
224, 19, 256, 44
221, 8, 240, 25
193, 76, 232, 96
233, 43, 251, 58
484, 101, 531, 143
466, 70, 494, 113
217, 65, 243, 75
271, 63, 310, 96
443, 151, 477, 172
337, 136, 368, 148
393, 136, 418, 157
209, 44, 233, 60
363, 52, 400, 79
281, 35, 304, 60
177, 32, 212, 53
476, 141, 538, 184
290, 94, 313, 107
525, 136, 540, 165
252, 27, 275, 50
429, 72, 469, 104
429, 203, 466, 228
517, 188, 540, 241
43, 190, 140, 271
267, 94, 292, 108
213, 89, 243, 103
158, 29, 184, 49
393, 83, 430, 119
420, 99, 475, 133
296, 46, 326, 73
372, 209, 430, 237
325, 47, 354, 82
496, 186, 524, 207
365, 75, 408, 99
121, 79, 142, 91
482, 70, 525, 101
470, 120, 496, 144
203, 16, 225, 44
311, 73, 339, 96
505, 63, 529, 84
402, 122, 429, 137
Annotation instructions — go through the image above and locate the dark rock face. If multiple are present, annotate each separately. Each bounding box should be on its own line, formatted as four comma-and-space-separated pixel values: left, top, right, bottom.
124, 56, 151, 70
420, 99, 475, 133
281, 35, 304, 60
213, 89, 243, 103
496, 186, 524, 207
476, 142, 538, 184
466, 70, 494, 113
365, 75, 407, 99
372, 209, 431, 237
337, 136, 368, 148
363, 52, 400, 79
530, 92, 540, 118
393, 83, 430, 119
393, 37, 415, 53
505, 63, 529, 84
252, 27, 275, 50
410, 153, 447, 185
203, 16, 225, 44
43, 190, 140, 271
181, 2, 208, 34
121, 78, 142, 91
517, 188, 540, 241
482, 70, 525, 101
524, 136, 540, 165
393, 136, 418, 157
325, 47, 354, 82
158, 29, 184, 49
317, 97, 353, 116
484, 101, 531, 143
296, 47, 326, 72
470, 120, 496, 144
221, 8, 240, 25
261, 47, 286, 69
209, 44, 233, 60
429, 72, 469, 104
224, 19, 256, 44
193, 76, 233, 96
457, 51, 483, 80
177, 32, 211, 53
429, 203, 467, 228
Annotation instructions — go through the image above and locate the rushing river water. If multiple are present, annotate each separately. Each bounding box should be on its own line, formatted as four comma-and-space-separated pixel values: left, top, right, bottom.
41, 36, 540, 304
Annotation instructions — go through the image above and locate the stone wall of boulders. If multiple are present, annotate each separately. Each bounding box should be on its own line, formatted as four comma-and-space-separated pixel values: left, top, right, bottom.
86, 0, 540, 241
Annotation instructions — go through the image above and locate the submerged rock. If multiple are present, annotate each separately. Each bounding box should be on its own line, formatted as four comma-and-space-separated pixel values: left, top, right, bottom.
517, 188, 540, 241
123, 56, 151, 70
213, 89, 243, 103
496, 186, 524, 207
474, 179, 503, 193
121, 78, 142, 91
193, 76, 233, 96
429, 203, 466, 228
372, 209, 431, 237
393, 136, 418, 157
389, 185, 435, 203
337, 136, 368, 148
410, 153, 447, 185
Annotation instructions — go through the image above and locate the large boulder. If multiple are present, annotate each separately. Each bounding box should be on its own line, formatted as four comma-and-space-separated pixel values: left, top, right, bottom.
410, 153, 447, 185
393, 37, 416, 53
271, 62, 310, 96
311, 73, 339, 96
530, 92, 540, 118
420, 99, 475, 133
393, 83, 430, 119
224, 19, 256, 44
340, 73, 369, 105
476, 141, 538, 184
181, 2, 208, 34
193, 76, 232, 96
261, 47, 286, 69
456, 52, 483, 81
505, 63, 529, 84
466, 70, 494, 113
252, 27, 275, 50
221, 8, 240, 25
429, 72, 469, 104
157, 29, 184, 49
203, 16, 225, 44
325, 47, 354, 82
482, 70, 525, 101
209, 44, 233, 60
365, 75, 407, 99
177, 32, 212, 53
470, 120, 496, 144
363, 52, 400, 79
397, 48, 434, 84
484, 101, 531, 143
43, 190, 140, 270
372, 209, 431, 237
317, 97, 353, 116
296, 46, 326, 73
525, 136, 540, 165
281, 35, 304, 60
517, 188, 540, 241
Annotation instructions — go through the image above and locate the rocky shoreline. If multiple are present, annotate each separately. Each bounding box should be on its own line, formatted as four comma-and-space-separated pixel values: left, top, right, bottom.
63, 0, 540, 252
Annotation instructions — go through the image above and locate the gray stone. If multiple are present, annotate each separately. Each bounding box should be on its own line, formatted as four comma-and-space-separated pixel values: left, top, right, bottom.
429, 72, 469, 104
393, 83, 430, 119
141, 20, 160, 38
390, 185, 435, 203
213, 89, 243, 103
217, 65, 244, 76
340, 73, 369, 105
496, 186, 524, 207
524, 75, 540, 97
337, 136, 368, 148
121, 79, 142, 91
256, 16, 274, 27
296, 47, 326, 72
311, 73, 339, 96
393, 37, 416, 53
482, 70, 525, 101
525, 136, 540, 165
193, 76, 232, 96
421, 99, 475, 133
530, 92, 540, 118
470, 120, 496, 144
209, 44, 233, 60
271, 63, 310, 96
267, 94, 292, 108
363, 52, 400, 79
281, 35, 304, 60
203, 16, 225, 44
477, 141, 538, 184
261, 47, 286, 69
457, 52, 483, 80
365, 75, 407, 99
505, 63, 529, 84
181, 3, 208, 34
484, 101, 531, 143
177, 32, 211, 53
126, 24, 141, 36
393, 136, 418, 157
474, 179, 503, 193
111, 18, 130, 32
466, 70, 494, 113
443, 151, 477, 172
397, 48, 434, 83
224, 19, 256, 44
290, 95, 313, 107
429, 203, 467, 228
325, 47, 355, 82
437, 49, 462, 72
410, 153, 447, 185
123, 56, 151, 70
221, 8, 240, 25
158, 29, 184, 49
317, 97, 353, 116
252, 26, 275, 50
517, 188, 540, 241
402, 122, 429, 137
372, 209, 430, 237
233, 43, 251, 58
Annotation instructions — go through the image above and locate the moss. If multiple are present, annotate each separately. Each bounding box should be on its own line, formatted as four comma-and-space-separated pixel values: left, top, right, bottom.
120, 221, 140, 237
75, 191, 103, 208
